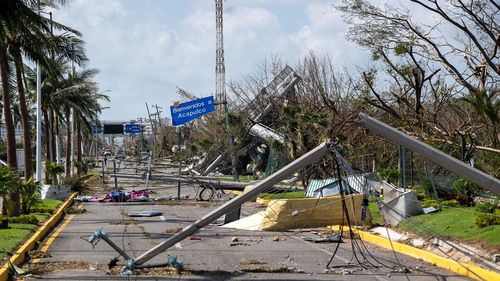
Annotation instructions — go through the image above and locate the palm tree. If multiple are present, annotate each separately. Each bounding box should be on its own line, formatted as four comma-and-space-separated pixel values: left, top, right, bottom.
1, 0, 86, 215
27, 64, 107, 177
59, 68, 108, 176
74, 90, 109, 174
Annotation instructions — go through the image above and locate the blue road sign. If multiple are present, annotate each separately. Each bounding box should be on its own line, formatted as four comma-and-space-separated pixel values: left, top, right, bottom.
91, 124, 103, 135
170, 96, 215, 126
124, 123, 142, 134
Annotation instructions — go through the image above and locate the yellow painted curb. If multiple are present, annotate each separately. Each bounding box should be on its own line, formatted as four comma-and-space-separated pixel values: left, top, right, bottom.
0, 192, 77, 281
329, 225, 499, 281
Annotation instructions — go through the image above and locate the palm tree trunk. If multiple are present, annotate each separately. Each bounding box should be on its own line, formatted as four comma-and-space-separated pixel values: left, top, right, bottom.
12, 48, 33, 180
0, 46, 20, 216
55, 115, 60, 163
46, 110, 52, 163
65, 106, 71, 177
76, 114, 82, 174
43, 110, 51, 181
50, 109, 56, 162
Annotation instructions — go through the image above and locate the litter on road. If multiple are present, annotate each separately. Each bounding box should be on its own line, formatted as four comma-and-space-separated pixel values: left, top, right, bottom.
127, 210, 163, 217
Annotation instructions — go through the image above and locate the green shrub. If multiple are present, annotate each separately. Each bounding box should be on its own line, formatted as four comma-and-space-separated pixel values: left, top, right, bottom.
20, 177, 42, 214
412, 180, 434, 200
376, 167, 399, 184
61, 174, 92, 192
441, 199, 460, 207
31, 206, 55, 213
8, 214, 39, 225
420, 198, 437, 208
475, 199, 499, 214
474, 209, 500, 228
45, 161, 64, 185
0, 165, 19, 198
452, 177, 481, 206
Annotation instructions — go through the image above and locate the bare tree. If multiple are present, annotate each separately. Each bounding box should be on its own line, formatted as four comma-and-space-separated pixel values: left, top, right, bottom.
337, 0, 499, 147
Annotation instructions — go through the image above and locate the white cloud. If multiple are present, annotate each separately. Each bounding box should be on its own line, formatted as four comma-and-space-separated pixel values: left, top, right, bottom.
290, 2, 367, 66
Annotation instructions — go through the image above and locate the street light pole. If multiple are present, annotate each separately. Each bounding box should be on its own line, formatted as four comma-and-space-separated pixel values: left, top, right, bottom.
35, 0, 42, 181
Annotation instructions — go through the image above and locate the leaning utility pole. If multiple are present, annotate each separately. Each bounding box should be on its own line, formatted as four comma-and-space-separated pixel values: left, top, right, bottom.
145, 103, 156, 159
215, 0, 238, 181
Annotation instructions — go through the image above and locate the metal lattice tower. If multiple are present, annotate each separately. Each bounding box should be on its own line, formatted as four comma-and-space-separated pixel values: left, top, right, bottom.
215, 0, 226, 105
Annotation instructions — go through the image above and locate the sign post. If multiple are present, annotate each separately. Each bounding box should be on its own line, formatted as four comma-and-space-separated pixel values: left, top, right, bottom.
170, 96, 215, 200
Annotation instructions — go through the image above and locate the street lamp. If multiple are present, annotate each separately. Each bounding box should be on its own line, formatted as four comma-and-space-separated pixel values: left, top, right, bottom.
36, 9, 53, 180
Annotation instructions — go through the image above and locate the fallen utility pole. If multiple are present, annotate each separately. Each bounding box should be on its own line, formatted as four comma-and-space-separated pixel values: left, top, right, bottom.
128, 140, 333, 268
109, 173, 302, 191
359, 113, 500, 195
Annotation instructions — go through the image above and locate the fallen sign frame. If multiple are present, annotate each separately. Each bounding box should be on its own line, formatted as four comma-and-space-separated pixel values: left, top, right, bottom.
170, 96, 215, 126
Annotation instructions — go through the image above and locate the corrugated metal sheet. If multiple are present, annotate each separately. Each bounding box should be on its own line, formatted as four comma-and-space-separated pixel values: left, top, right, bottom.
305, 175, 370, 197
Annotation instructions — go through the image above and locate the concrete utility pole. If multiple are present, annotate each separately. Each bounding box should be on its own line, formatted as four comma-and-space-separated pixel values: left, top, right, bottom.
70, 108, 75, 175
35, 0, 42, 181
132, 140, 333, 267
152, 104, 164, 156
359, 113, 500, 195
145, 103, 156, 158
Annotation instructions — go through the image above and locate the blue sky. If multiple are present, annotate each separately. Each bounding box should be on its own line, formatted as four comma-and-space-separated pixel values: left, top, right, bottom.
51, 0, 371, 120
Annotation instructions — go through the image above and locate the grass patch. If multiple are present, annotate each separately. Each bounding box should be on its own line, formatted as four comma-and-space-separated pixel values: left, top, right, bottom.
259, 191, 310, 200
0, 224, 35, 261
368, 202, 383, 225
218, 175, 255, 183
398, 207, 500, 248
0, 199, 61, 262
31, 199, 62, 213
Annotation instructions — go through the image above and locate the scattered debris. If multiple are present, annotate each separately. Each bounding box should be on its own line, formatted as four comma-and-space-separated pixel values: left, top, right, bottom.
109, 219, 136, 225
302, 233, 343, 243
241, 265, 295, 273
74, 195, 98, 202
29, 250, 51, 259
67, 206, 87, 214
239, 259, 267, 265
22, 261, 104, 275
392, 267, 411, 273
272, 236, 280, 242
230, 242, 251, 246
165, 227, 183, 234
189, 236, 202, 240
127, 210, 163, 217
231, 237, 239, 242
423, 207, 439, 214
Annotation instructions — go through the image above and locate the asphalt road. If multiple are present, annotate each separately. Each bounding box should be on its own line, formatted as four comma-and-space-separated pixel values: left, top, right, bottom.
22, 184, 472, 281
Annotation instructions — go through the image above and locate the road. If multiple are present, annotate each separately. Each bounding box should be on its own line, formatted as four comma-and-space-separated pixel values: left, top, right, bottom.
22, 184, 471, 281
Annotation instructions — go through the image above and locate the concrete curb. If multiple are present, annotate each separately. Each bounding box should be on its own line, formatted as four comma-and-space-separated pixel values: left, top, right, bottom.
0, 192, 77, 281
329, 225, 499, 281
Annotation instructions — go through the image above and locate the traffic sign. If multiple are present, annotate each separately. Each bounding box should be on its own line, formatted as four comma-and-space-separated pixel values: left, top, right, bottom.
91, 124, 103, 135
124, 123, 142, 134
170, 96, 215, 126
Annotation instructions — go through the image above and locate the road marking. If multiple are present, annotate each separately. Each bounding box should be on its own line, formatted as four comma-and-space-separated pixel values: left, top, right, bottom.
32, 204, 83, 264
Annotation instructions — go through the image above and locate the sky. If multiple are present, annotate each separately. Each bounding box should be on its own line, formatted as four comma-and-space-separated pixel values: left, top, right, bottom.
50, 0, 373, 121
